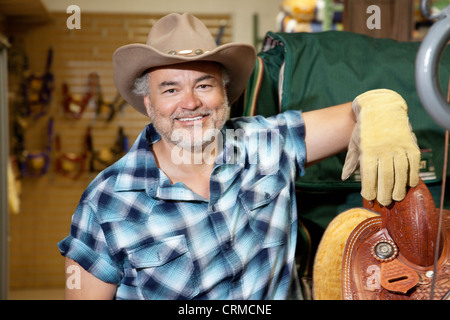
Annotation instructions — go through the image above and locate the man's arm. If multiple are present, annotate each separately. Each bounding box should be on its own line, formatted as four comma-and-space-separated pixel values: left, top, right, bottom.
303, 102, 355, 166
65, 257, 117, 300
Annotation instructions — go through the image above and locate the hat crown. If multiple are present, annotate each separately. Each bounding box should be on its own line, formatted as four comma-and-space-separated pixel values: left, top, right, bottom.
147, 13, 217, 55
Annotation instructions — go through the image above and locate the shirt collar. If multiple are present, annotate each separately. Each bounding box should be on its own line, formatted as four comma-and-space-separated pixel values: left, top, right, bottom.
113, 125, 157, 195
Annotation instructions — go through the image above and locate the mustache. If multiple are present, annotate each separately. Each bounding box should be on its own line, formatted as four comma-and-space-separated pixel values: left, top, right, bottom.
171, 109, 213, 120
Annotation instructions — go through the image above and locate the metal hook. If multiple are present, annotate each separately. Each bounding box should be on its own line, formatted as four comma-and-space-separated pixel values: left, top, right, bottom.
420, 0, 448, 20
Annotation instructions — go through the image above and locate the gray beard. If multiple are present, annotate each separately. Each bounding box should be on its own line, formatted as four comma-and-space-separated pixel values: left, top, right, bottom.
149, 97, 229, 152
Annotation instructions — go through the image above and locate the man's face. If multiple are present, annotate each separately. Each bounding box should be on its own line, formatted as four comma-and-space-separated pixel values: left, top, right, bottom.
144, 61, 229, 151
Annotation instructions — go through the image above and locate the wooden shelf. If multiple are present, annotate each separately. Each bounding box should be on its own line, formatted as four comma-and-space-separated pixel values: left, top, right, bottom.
0, 0, 51, 24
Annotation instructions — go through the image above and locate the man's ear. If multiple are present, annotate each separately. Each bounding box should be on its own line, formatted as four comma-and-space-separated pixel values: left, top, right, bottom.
223, 85, 229, 102
143, 95, 151, 115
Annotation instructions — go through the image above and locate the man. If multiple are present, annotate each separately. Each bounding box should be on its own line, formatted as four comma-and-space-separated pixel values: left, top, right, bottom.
58, 13, 420, 299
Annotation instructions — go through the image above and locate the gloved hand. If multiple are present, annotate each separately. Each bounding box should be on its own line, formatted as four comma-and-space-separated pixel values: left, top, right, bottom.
342, 89, 421, 206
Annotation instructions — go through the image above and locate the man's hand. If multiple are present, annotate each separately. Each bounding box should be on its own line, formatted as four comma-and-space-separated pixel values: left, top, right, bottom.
342, 89, 421, 206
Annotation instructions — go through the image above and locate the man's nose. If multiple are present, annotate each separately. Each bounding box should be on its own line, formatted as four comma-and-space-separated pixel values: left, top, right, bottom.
180, 90, 201, 110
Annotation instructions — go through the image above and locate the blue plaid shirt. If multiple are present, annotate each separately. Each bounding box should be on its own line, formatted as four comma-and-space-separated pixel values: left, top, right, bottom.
58, 110, 306, 300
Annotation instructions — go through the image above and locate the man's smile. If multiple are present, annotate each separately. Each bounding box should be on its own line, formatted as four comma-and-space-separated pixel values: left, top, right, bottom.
173, 111, 212, 126
177, 115, 206, 122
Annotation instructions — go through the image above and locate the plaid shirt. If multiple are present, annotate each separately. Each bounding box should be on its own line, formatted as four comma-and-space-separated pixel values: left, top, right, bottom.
58, 110, 306, 300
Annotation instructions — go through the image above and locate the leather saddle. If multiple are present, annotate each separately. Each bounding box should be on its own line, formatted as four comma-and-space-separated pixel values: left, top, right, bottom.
341, 179, 450, 300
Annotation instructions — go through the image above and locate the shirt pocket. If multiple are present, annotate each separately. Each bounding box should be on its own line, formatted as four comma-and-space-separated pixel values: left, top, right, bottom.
239, 174, 291, 248
128, 235, 199, 300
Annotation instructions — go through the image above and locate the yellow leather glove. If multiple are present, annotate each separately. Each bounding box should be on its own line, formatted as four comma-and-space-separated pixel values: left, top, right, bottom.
341, 89, 421, 206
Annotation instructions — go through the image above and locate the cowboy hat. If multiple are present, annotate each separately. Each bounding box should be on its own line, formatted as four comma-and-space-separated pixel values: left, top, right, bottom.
113, 12, 257, 116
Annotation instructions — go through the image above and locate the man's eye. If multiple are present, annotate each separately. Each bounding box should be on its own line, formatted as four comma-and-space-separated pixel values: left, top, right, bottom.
163, 88, 176, 94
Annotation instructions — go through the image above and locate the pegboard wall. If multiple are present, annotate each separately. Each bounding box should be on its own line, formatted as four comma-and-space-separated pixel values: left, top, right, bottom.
7, 12, 232, 289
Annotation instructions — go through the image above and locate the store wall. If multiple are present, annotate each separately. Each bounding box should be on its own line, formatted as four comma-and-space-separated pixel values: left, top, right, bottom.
8, 2, 281, 290
42, 0, 281, 45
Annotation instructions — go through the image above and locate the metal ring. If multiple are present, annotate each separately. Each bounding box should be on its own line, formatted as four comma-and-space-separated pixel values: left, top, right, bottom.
415, 6, 450, 131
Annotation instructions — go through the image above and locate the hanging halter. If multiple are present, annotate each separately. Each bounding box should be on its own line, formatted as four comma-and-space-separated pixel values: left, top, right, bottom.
62, 72, 127, 121
87, 126, 129, 172
92, 74, 127, 123
55, 127, 90, 180
21, 47, 54, 119
62, 72, 99, 119
16, 117, 54, 178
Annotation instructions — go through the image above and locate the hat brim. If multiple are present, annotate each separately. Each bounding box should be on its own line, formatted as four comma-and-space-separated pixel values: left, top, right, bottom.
113, 42, 256, 116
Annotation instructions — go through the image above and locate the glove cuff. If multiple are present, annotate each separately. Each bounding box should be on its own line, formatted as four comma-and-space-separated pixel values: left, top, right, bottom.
352, 88, 408, 117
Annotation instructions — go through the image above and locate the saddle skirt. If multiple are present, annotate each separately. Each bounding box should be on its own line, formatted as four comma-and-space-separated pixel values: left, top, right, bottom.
341, 180, 450, 300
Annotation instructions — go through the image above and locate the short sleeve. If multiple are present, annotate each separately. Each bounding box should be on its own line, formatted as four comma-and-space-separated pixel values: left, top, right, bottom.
274, 110, 307, 175
57, 199, 123, 284
250, 110, 306, 177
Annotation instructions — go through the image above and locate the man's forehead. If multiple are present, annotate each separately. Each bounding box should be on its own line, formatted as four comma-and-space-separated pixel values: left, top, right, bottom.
149, 61, 223, 87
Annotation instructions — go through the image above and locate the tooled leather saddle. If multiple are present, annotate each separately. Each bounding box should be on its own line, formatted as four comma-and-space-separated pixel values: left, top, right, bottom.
342, 179, 450, 300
